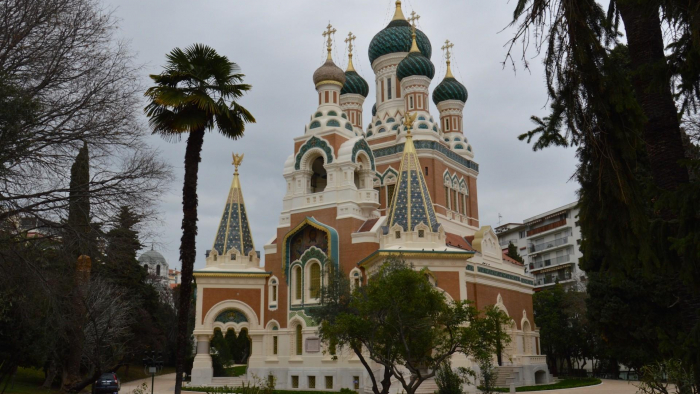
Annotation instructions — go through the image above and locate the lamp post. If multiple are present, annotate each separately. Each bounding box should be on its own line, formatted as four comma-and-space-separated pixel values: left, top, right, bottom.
142, 351, 163, 394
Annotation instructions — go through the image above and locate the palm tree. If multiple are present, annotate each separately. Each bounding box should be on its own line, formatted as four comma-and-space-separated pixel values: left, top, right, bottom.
144, 44, 255, 394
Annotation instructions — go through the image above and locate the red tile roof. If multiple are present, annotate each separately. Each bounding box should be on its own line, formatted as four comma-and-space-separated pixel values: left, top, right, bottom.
502, 251, 525, 266
445, 232, 475, 251
358, 218, 379, 233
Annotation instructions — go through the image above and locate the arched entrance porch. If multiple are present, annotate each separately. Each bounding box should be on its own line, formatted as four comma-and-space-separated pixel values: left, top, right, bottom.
191, 300, 259, 386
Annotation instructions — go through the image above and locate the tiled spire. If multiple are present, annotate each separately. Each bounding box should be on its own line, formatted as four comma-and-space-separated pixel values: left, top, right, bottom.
212, 154, 255, 256
385, 114, 441, 232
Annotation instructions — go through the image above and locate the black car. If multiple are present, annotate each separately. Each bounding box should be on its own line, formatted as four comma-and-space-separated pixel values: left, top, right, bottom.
92, 372, 120, 394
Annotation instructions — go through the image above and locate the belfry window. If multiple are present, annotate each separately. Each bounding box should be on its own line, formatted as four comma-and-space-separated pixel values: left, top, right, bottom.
156, 264, 160, 276
387, 184, 396, 208
310, 156, 327, 193
409, 96, 414, 109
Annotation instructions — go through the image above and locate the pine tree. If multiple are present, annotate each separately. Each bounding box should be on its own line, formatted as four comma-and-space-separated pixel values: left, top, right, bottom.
507, 242, 524, 264
65, 142, 91, 260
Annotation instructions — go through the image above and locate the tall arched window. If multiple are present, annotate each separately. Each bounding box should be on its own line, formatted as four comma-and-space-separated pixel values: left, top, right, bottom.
156, 264, 161, 276
269, 277, 278, 308
309, 263, 321, 299
294, 266, 302, 302
295, 324, 303, 355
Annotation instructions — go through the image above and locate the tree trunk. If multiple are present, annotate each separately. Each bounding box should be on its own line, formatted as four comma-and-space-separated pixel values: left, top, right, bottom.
617, 2, 689, 191
174, 127, 206, 394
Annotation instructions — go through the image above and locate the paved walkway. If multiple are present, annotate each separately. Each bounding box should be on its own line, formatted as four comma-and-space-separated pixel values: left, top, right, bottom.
119, 375, 640, 394
120, 373, 177, 394
520, 379, 639, 393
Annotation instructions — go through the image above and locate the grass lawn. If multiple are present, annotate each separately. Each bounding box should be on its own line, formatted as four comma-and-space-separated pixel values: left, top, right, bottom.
223, 366, 247, 378
0, 365, 177, 394
185, 388, 343, 394
0, 368, 63, 394
490, 377, 602, 392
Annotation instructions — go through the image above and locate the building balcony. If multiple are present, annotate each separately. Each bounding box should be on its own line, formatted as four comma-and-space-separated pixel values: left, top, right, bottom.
528, 236, 570, 254
356, 189, 379, 209
529, 254, 573, 272
526, 219, 567, 237
535, 272, 574, 287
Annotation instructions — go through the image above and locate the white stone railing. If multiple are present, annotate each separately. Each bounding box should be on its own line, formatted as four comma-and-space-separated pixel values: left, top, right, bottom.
512, 355, 547, 365
356, 189, 379, 205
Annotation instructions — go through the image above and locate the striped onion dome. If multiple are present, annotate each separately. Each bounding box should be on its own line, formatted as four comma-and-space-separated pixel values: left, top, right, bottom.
432, 76, 468, 104
368, 20, 431, 65
341, 70, 369, 97
396, 51, 435, 81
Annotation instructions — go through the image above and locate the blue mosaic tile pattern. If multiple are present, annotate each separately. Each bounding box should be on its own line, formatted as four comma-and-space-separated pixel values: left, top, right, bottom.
294, 136, 334, 170
215, 309, 248, 324
372, 141, 479, 172
351, 138, 376, 170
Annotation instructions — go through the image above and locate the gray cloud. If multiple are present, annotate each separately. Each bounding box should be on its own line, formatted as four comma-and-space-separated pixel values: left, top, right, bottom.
107, 0, 579, 269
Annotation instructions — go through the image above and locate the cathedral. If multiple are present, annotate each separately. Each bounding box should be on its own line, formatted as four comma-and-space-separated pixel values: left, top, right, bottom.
190, 2, 549, 391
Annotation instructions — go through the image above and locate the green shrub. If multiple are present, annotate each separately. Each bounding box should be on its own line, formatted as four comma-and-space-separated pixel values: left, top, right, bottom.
435, 362, 464, 394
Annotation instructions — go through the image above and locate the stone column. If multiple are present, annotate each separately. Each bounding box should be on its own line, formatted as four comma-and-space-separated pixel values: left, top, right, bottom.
190, 334, 213, 386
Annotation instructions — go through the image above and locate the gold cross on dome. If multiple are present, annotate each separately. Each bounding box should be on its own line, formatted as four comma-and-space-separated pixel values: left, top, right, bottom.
322, 23, 337, 58
408, 11, 420, 33
442, 39, 454, 62
344, 32, 356, 54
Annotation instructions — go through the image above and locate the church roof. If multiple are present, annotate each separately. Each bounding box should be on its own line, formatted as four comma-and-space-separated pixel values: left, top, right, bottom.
368, 1, 431, 65
212, 154, 255, 256
384, 116, 440, 232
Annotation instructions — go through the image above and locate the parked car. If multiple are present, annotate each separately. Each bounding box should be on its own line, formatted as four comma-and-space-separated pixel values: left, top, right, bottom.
92, 372, 120, 394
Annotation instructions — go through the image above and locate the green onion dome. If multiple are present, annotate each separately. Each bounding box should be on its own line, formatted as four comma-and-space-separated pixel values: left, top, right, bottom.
368, 19, 432, 66
313, 59, 346, 86
432, 76, 468, 104
397, 51, 435, 81
341, 70, 369, 97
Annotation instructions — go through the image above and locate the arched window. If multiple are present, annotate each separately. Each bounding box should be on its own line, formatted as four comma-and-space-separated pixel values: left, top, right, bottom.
269, 278, 278, 308
309, 262, 321, 299
351, 270, 361, 289
156, 264, 161, 276
310, 156, 327, 193
295, 324, 303, 355
293, 266, 302, 303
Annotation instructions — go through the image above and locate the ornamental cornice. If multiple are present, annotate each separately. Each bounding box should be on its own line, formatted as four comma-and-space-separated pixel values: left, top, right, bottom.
373, 53, 406, 73
193, 272, 271, 278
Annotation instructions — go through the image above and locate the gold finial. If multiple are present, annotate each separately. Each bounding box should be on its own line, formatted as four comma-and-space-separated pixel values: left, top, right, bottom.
407, 11, 421, 53
322, 23, 337, 61
345, 32, 357, 72
232, 153, 244, 174
442, 39, 455, 78
392, 0, 406, 21
403, 112, 418, 135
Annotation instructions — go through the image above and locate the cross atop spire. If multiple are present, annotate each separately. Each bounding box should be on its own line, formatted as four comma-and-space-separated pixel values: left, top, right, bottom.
408, 11, 420, 32
322, 23, 337, 61
441, 39, 455, 78
345, 32, 356, 71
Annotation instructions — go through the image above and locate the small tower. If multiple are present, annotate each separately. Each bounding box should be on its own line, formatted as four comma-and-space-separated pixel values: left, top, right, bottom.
306, 23, 355, 137
396, 12, 435, 129
382, 112, 445, 248
340, 32, 369, 131
207, 153, 259, 268
433, 40, 468, 135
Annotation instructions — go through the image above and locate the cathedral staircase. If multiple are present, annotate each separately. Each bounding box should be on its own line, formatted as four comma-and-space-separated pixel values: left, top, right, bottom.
209, 376, 247, 387
415, 378, 439, 394
494, 366, 519, 388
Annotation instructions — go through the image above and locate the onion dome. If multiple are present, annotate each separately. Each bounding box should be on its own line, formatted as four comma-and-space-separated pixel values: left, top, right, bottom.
368, 1, 432, 65
138, 249, 166, 266
396, 32, 435, 81
313, 59, 346, 87
432, 58, 468, 104
341, 40, 369, 97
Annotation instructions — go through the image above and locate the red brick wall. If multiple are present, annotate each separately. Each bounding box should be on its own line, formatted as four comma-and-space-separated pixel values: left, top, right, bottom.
201, 288, 261, 324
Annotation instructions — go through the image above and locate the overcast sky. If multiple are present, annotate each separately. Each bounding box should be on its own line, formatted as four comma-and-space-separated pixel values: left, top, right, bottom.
106, 0, 579, 270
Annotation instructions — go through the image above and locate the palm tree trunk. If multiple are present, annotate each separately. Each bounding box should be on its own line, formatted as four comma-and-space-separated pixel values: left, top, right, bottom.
174, 127, 206, 394
617, 2, 689, 191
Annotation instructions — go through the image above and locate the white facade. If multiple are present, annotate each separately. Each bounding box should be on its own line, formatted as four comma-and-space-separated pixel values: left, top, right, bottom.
495, 202, 585, 290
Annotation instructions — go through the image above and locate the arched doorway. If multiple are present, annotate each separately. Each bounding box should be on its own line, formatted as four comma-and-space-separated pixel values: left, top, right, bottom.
535, 370, 547, 384
209, 309, 252, 377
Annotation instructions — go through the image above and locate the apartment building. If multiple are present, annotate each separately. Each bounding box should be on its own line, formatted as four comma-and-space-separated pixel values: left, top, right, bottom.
495, 202, 584, 291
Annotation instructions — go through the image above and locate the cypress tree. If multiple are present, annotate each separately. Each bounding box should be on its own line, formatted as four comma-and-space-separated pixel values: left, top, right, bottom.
506, 241, 524, 264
